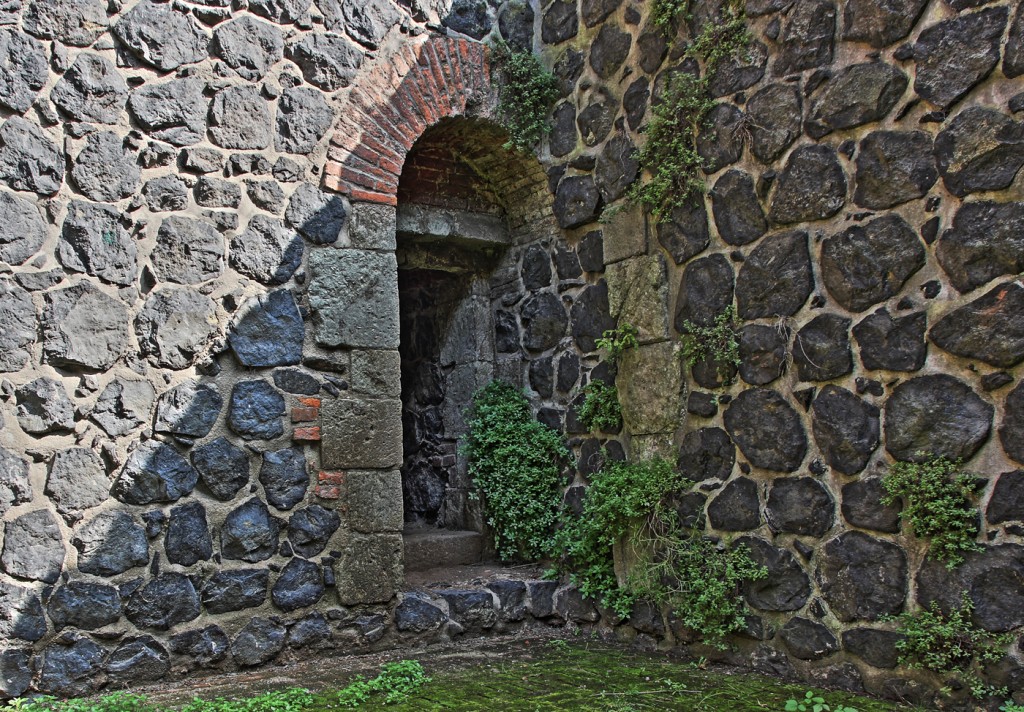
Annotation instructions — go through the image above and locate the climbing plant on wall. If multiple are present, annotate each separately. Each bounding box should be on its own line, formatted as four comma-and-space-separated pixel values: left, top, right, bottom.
490, 40, 560, 153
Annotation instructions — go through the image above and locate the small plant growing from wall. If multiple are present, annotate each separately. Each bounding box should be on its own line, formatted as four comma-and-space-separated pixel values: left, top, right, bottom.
489, 40, 560, 153
679, 306, 741, 386
553, 457, 766, 647
887, 595, 1012, 700
629, 0, 751, 220
576, 324, 639, 432
881, 454, 982, 569
464, 380, 570, 561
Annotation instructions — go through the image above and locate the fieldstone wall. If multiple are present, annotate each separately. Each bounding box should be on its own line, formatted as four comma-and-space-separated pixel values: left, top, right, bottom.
2, 0, 1024, 701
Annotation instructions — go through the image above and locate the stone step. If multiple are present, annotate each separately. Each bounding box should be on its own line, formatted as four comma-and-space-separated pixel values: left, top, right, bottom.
403, 528, 483, 572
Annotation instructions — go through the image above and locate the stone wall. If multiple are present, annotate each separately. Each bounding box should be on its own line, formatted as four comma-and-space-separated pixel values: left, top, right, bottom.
2, 0, 1024, 701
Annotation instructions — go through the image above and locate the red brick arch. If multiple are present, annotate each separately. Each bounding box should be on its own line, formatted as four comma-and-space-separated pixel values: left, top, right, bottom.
324, 35, 493, 205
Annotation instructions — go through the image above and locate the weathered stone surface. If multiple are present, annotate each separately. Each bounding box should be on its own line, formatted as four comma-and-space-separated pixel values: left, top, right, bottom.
170, 626, 229, 665
1002, 383, 1024, 465
288, 505, 340, 557
917, 545, 1024, 632
334, 532, 402, 605
272, 557, 324, 612
987, 471, 1024, 524
441, 589, 496, 629
128, 79, 206, 146
0, 447, 31, 517
811, 386, 879, 475
708, 477, 761, 530
0, 649, 31, 698
321, 398, 402, 469
674, 254, 733, 335
52, 54, 127, 125
736, 230, 812, 319
135, 288, 219, 370
192, 437, 250, 501
807, 63, 907, 138
73, 510, 149, 576
165, 501, 212, 567
842, 477, 901, 533
725, 389, 807, 472
595, 133, 638, 203
842, 0, 926, 46
793, 314, 852, 382
246, 180, 286, 213
842, 628, 904, 669
0, 580, 46, 643
0, 191, 46, 266
222, 497, 279, 562
747, 83, 801, 164
229, 289, 304, 367
931, 282, 1024, 368
125, 573, 200, 630
937, 201, 1024, 294
708, 40, 767, 97
818, 532, 908, 622
202, 569, 268, 613
769, 145, 846, 225
606, 254, 668, 341
549, 102, 577, 157
521, 244, 552, 290
276, 87, 332, 154
71, 132, 141, 203
106, 636, 169, 684
213, 16, 283, 81
152, 216, 224, 284
498, 0, 533, 50
767, 477, 834, 536
345, 470, 402, 533
209, 86, 271, 150
737, 324, 788, 386
250, 0, 310, 23
142, 177, 189, 214
113, 1, 209, 72
288, 612, 333, 648
230, 216, 302, 286
781, 618, 839, 661
286, 33, 363, 91
336, 0, 401, 47
1, 509, 64, 583
155, 381, 222, 440
46, 581, 121, 632
541, 0, 577, 44
0, 29, 46, 113
710, 170, 766, 246
229, 380, 285, 440
15, 377, 74, 433
309, 250, 398, 349
0, 280, 36, 371
395, 592, 446, 632
696, 103, 744, 174
773, 0, 835, 75
553, 175, 600, 229
656, 198, 710, 265
112, 440, 199, 505
918, 6, 1007, 107
232, 618, 286, 667
285, 183, 346, 245
195, 177, 241, 209
259, 447, 307, 510
935, 107, 1024, 197
623, 77, 649, 130
854, 309, 927, 373
0, 117, 64, 195
24, 0, 108, 46
58, 201, 136, 287
618, 341, 682, 435
589, 24, 630, 79
46, 447, 108, 518
884, 374, 993, 462
738, 536, 811, 612
37, 637, 104, 696
854, 130, 937, 209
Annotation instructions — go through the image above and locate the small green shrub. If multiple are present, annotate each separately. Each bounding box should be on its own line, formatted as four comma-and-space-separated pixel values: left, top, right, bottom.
679, 306, 741, 385
881, 455, 982, 568
783, 690, 858, 712
577, 380, 622, 432
595, 324, 639, 363
1001, 701, 1024, 712
490, 40, 560, 153
6, 693, 157, 712
464, 380, 570, 561
333, 660, 430, 707
181, 689, 313, 712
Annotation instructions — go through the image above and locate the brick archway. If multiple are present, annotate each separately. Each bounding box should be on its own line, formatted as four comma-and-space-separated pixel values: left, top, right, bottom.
325, 35, 493, 205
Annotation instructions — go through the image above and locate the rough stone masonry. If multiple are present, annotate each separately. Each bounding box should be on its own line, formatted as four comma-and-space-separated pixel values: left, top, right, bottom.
1, 0, 1024, 703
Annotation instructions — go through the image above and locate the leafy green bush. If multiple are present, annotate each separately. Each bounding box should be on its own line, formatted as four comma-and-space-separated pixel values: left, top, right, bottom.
783, 690, 858, 712
595, 324, 639, 363
490, 40, 560, 153
881, 455, 982, 568
577, 380, 622, 432
888, 596, 1011, 699
180, 689, 313, 712
333, 660, 430, 707
679, 306, 741, 385
464, 380, 571, 561
6, 693, 156, 712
